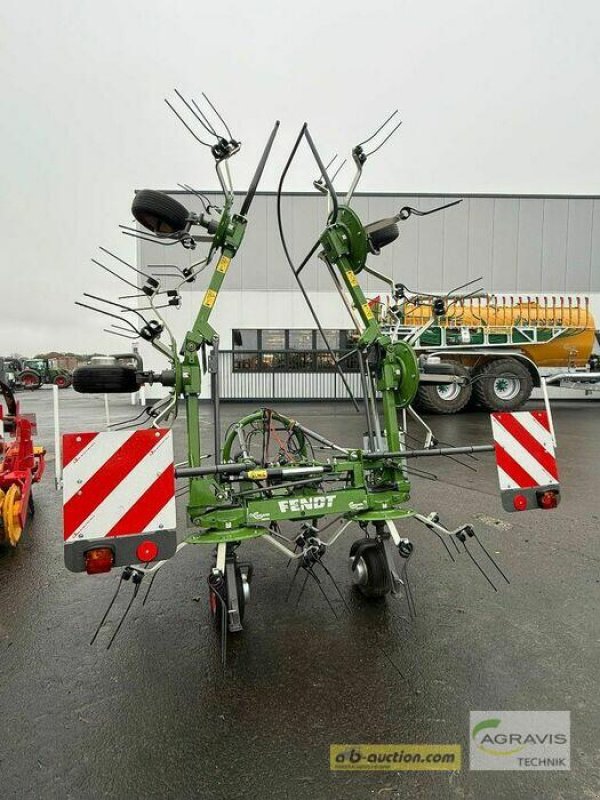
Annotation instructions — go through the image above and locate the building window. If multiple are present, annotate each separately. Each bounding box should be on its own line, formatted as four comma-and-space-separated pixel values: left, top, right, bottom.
231, 328, 359, 373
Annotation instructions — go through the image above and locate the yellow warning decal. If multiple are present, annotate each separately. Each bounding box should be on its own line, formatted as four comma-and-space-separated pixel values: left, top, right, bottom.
247, 469, 268, 480
346, 269, 358, 287
362, 302, 374, 320
217, 255, 231, 274
203, 289, 218, 308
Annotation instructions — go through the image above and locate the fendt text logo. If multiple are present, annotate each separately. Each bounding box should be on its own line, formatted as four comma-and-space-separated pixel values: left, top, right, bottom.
470, 711, 570, 771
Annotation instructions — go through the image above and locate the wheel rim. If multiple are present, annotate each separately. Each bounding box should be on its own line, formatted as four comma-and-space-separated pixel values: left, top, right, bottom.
435, 382, 461, 402
22, 375, 38, 388
493, 376, 521, 401
350, 556, 369, 586
2, 485, 23, 546
55, 376, 66, 387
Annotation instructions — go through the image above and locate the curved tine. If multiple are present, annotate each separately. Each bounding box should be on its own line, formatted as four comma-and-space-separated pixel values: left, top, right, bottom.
190, 98, 219, 138
174, 90, 218, 141
201, 92, 233, 140
331, 158, 347, 184
90, 573, 125, 644
314, 153, 337, 183
104, 328, 137, 340
82, 292, 151, 328
75, 301, 141, 335
173, 89, 218, 139
306, 566, 338, 619
444, 274, 483, 298
357, 110, 399, 148
106, 581, 141, 649
108, 406, 151, 430
363, 119, 402, 157
110, 323, 140, 334
99, 246, 149, 279
164, 98, 211, 148
147, 264, 186, 276
177, 183, 209, 212
120, 227, 182, 247
92, 258, 139, 291
316, 557, 351, 613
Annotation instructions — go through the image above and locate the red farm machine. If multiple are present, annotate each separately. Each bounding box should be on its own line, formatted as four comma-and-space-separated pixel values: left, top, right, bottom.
0, 380, 45, 546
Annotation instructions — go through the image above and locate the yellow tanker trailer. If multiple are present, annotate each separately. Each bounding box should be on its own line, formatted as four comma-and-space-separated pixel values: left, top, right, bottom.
378, 295, 597, 413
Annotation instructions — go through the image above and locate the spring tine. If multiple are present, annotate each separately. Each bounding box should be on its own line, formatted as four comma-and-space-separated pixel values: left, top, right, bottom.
286, 558, 303, 601
472, 532, 510, 584
106, 581, 141, 649
142, 571, 159, 605
90, 574, 124, 645
450, 535, 461, 554
307, 567, 338, 619
295, 569, 311, 607
377, 646, 406, 680
401, 564, 417, 619
430, 529, 456, 563
316, 557, 351, 613
462, 541, 497, 592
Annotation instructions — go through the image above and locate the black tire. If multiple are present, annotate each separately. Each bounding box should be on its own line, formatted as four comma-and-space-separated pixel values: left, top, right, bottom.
350, 539, 391, 599
132, 189, 189, 235
19, 370, 41, 390
73, 365, 139, 394
415, 363, 472, 414
365, 217, 400, 254
472, 358, 533, 411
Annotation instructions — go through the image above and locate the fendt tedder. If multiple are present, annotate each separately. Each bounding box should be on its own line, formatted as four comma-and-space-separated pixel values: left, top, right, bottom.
63, 95, 561, 659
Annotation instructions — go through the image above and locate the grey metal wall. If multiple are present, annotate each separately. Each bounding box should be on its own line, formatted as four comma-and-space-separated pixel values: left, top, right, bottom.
137, 192, 600, 295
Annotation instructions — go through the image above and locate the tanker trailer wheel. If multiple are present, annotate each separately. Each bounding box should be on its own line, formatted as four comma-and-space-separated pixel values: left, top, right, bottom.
349, 539, 391, 599
414, 364, 472, 414
19, 371, 41, 390
472, 358, 533, 411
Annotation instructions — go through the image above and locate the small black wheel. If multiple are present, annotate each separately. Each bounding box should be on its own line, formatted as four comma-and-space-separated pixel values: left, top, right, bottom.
73, 365, 139, 394
472, 358, 533, 411
365, 218, 400, 254
349, 539, 392, 599
132, 189, 189, 235
414, 363, 472, 414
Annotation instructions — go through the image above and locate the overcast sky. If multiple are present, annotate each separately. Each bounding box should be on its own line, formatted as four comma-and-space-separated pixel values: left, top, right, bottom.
1, 0, 599, 354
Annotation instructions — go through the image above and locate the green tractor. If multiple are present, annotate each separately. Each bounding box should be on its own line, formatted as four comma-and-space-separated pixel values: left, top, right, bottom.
17, 358, 72, 390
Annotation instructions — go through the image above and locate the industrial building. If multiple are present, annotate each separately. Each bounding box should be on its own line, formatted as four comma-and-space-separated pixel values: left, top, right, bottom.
136, 190, 600, 400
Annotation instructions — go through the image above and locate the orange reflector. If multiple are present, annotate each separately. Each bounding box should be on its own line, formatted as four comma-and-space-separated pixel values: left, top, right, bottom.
84, 547, 115, 575
136, 539, 159, 562
537, 489, 560, 510
512, 494, 528, 511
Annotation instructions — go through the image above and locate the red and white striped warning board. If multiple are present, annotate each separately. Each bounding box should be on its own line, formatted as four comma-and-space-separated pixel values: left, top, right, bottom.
491, 410, 560, 511
62, 429, 176, 542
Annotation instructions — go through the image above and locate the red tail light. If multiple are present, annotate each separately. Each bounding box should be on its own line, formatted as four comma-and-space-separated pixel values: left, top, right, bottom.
513, 493, 528, 511
84, 547, 115, 575
537, 489, 560, 510
136, 540, 159, 562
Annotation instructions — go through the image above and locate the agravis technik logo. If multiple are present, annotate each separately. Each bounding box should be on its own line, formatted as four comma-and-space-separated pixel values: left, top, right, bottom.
470, 711, 570, 771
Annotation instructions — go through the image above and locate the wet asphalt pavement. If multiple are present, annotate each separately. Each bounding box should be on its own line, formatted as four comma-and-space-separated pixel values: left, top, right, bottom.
1, 390, 599, 800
